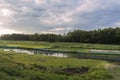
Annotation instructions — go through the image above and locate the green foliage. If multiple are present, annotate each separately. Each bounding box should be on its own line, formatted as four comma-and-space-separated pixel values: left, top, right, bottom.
1, 27, 120, 44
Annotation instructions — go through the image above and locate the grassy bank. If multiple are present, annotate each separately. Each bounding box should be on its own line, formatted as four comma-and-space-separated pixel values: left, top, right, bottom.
0, 50, 119, 80
0, 40, 120, 53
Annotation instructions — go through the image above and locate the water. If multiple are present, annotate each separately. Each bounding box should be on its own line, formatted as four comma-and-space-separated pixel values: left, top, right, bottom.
2, 48, 120, 58
90, 49, 120, 54
3, 49, 68, 58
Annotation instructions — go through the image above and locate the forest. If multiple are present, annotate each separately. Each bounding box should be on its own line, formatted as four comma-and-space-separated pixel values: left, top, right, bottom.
1, 27, 120, 44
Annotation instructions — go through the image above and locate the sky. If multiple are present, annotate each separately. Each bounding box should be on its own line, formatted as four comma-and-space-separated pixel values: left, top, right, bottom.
0, 0, 120, 34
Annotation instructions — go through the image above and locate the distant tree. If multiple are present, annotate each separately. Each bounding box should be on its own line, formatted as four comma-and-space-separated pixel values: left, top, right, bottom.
1, 27, 120, 44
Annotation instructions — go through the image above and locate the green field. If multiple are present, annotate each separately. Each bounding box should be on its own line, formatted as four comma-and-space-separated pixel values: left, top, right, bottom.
0, 40, 120, 80
0, 50, 119, 80
0, 40, 120, 53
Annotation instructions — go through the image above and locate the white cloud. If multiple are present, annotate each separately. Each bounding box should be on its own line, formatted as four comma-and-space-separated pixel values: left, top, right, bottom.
0, 27, 21, 35
34, 0, 46, 4
50, 27, 72, 31
1, 8, 14, 17
51, 27, 66, 31
21, 7, 29, 12
113, 21, 120, 26
41, 31, 54, 34
0, 22, 3, 25
40, 12, 72, 25
0, 0, 120, 34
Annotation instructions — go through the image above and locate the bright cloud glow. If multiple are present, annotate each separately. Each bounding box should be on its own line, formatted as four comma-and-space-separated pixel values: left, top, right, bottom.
35, 0, 45, 4
0, 27, 20, 35
1, 9, 14, 17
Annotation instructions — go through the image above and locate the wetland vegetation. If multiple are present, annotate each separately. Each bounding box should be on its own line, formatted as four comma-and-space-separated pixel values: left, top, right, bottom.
0, 28, 120, 80
0, 40, 119, 80
0, 50, 119, 80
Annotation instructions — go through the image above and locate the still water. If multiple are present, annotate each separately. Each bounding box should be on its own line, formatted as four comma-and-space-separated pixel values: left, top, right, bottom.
3, 49, 68, 58
2, 48, 120, 58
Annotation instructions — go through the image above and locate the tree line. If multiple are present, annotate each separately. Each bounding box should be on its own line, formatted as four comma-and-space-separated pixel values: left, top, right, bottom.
1, 27, 120, 44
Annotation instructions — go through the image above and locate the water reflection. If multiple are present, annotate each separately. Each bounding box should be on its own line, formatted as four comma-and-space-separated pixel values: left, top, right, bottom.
3, 49, 68, 58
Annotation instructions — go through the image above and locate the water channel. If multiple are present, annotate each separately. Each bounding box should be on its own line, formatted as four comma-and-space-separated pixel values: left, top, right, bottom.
3, 48, 68, 58
1, 47, 120, 58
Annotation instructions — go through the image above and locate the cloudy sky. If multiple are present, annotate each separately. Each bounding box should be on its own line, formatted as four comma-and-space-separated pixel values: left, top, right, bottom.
0, 0, 120, 34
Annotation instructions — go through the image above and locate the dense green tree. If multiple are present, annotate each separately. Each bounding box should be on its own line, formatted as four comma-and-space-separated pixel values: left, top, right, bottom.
1, 27, 120, 44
